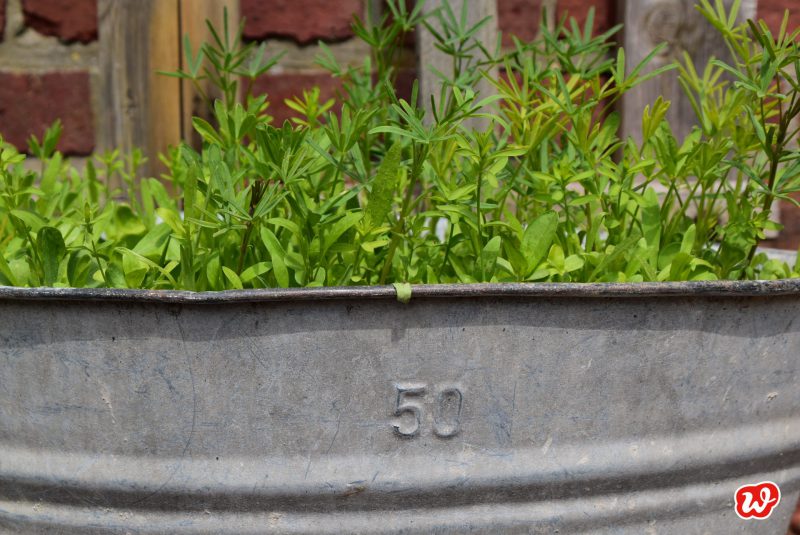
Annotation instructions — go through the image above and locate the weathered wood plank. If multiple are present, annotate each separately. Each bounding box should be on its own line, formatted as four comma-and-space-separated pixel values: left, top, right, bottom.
97, 0, 182, 179
542, 0, 558, 35
619, 0, 757, 141
149, 0, 183, 174
179, 0, 240, 147
617, 1, 778, 231
417, 0, 499, 128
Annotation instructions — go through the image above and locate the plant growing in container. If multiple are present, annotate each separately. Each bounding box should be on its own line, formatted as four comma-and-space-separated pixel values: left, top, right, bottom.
0, 1, 798, 533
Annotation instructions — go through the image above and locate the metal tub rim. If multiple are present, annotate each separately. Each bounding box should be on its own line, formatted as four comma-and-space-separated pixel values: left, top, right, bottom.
0, 278, 800, 304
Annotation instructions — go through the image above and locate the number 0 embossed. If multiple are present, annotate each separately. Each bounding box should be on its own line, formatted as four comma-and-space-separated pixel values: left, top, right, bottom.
434, 387, 463, 438
391, 383, 463, 438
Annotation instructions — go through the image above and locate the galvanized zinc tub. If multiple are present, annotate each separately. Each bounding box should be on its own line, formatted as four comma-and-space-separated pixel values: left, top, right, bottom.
0, 281, 799, 534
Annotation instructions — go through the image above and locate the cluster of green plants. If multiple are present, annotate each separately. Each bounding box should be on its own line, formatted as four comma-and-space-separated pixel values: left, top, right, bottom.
1, 0, 799, 290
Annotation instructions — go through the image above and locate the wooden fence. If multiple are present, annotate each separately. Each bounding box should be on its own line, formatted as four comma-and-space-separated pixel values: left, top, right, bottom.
95, 0, 238, 177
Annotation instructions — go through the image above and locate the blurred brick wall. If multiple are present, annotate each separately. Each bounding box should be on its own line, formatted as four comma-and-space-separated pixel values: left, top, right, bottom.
497, 0, 616, 44
238, 0, 418, 125
22, 0, 97, 43
240, 0, 365, 125
0, 0, 623, 156
238, 0, 796, 140
3, 0, 798, 153
0, 0, 97, 154
242, 0, 362, 44
758, 0, 800, 33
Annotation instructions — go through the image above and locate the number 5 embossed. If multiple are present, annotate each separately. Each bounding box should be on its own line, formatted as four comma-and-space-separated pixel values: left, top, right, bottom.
392, 383, 427, 437
391, 382, 463, 439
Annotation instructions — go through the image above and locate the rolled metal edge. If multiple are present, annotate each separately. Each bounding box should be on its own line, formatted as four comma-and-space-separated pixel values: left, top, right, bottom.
1, 278, 800, 304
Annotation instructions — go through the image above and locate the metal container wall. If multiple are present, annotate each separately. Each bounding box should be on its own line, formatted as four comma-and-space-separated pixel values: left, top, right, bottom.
1, 281, 799, 534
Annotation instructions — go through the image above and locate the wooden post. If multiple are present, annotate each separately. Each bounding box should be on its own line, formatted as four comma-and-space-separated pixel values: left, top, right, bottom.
179, 0, 240, 148
97, 0, 182, 179
619, 0, 757, 141
417, 0, 499, 129
541, 0, 558, 36
617, 1, 785, 234
368, 0, 384, 24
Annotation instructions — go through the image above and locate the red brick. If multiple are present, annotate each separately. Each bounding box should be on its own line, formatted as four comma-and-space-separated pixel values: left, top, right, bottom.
22, 0, 97, 44
557, 0, 615, 37
757, 0, 800, 37
0, 71, 94, 155
242, 0, 362, 45
0, 0, 6, 42
497, 1, 616, 45
498, 0, 542, 45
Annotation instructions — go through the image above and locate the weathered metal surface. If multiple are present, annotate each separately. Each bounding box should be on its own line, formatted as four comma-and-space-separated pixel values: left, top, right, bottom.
1, 281, 799, 533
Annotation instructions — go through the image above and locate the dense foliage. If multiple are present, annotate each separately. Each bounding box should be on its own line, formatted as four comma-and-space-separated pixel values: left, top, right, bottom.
1, 0, 799, 290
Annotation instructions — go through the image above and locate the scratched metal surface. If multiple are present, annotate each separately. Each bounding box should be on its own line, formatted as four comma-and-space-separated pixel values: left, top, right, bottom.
0, 282, 799, 533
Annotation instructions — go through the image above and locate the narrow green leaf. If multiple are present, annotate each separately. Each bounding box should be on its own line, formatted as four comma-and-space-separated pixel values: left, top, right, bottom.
261, 227, 290, 288
521, 211, 558, 276
681, 224, 696, 255
322, 212, 363, 257
640, 187, 661, 267
240, 262, 271, 284
480, 236, 502, 281
156, 208, 186, 238
669, 252, 693, 281
10, 209, 46, 232
184, 165, 198, 222
66, 250, 91, 288
36, 226, 66, 286
364, 142, 402, 230
222, 266, 244, 290
589, 235, 640, 282
548, 244, 565, 272
192, 117, 225, 146
0, 252, 18, 286
564, 254, 585, 273
117, 247, 178, 287
361, 239, 391, 253
207, 254, 222, 290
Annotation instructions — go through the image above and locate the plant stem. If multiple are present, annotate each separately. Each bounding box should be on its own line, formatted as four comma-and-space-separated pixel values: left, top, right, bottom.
379, 145, 424, 285
743, 150, 781, 271
90, 239, 108, 287
237, 222, 254, 275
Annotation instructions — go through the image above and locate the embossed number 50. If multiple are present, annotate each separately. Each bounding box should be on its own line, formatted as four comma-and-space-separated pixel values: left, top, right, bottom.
392, 383, 463, 439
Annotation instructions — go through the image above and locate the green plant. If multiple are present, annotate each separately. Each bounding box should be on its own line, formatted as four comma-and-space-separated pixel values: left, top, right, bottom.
1, 0, 799, 290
